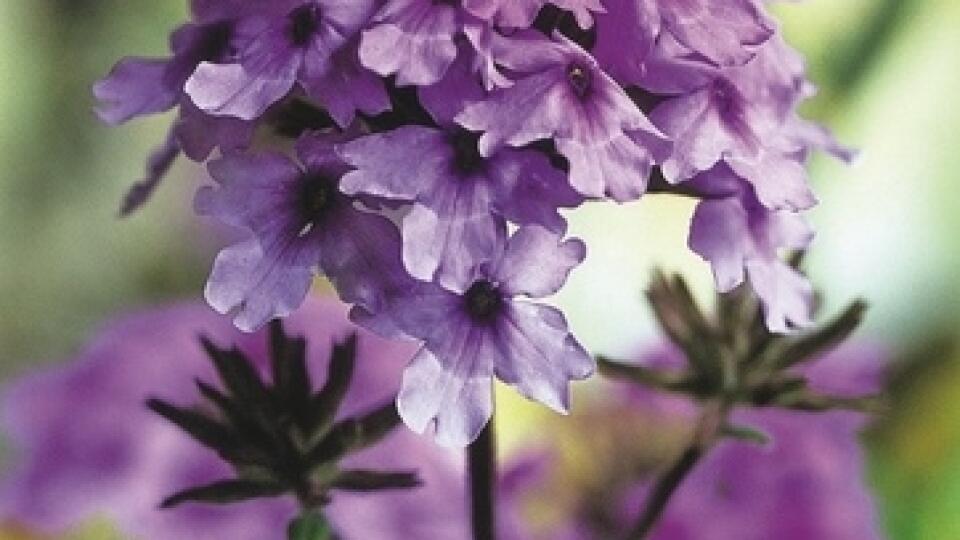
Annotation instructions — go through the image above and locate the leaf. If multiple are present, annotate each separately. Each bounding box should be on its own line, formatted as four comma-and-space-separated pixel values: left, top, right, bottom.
331, 469, 421, 492
269, 320, 311, 400
774, 299, 868, 370
146, 398, 240, 461
773, 389, 887, 414
645, 271, 721, 383
720, 423, 771, 445
161, 479, 286, 508
308, 334, 358, 437
307, 400, 400, 466
199, 336, 274, 415
597, 357, 701, 395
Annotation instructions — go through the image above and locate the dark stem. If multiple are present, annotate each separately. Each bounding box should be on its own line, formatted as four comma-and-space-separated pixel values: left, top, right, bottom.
626, 401, 730, 540
627, 446, 704, 539
468, 420, 497, 540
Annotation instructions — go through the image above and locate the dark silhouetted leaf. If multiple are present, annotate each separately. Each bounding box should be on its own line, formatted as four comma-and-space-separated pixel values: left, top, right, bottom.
331, 469, 421, 492
161, 479, 286, 508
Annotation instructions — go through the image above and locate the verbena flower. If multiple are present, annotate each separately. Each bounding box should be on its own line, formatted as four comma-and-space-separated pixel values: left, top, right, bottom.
339, 94, 581, 286
196, 132, 405, 332
95, 0, 858, 444
455, 31, 670, 202
363, 226, 594, 446
185, 1, 388, 125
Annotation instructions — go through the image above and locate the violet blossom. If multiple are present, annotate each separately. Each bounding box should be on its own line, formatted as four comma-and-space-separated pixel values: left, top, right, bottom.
339, 65, 581, 286
185, 0, 388, 125
361, 225, 594, 447
195, 131, 405, 332
456, 31, 670, 202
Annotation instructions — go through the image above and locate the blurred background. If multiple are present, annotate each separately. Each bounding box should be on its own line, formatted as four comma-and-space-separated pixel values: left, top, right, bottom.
1, 0, 958, 538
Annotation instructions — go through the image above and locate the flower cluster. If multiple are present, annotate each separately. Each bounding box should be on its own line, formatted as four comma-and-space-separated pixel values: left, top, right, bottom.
96, 0, 851, 445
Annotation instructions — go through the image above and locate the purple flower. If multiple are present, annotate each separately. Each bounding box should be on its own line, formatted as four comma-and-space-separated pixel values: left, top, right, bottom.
195, 132, 405, 332
455, 32, 669, 202
186, 1, 388, 125
643, 35, 814, 184
359, 0, 462, 86
686, 164, 815, 333
364, 225, 593, 446
93, 8, 258, 212
338, 82, 582, 286
593, 0, 772, 87
0, 298, 471, 540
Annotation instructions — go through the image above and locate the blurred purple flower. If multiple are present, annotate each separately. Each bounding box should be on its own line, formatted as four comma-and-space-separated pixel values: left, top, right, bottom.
501, 343, 886, 540
0, 298, 471, 540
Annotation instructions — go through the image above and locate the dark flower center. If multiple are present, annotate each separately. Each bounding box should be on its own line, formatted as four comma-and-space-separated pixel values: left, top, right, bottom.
463, 280, 503, 323
197, 21, 235, 63
567, 62, 592, 98
297, 173, 338, 227
448, 129, 485, 175
288, 4, 321, 47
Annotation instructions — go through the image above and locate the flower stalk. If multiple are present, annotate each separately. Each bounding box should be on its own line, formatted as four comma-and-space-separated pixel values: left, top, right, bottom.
469, 419, 497, 540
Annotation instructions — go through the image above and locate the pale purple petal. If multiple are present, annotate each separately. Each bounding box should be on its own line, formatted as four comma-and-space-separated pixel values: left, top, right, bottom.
726, 144, 817, 212
419, 43, 488, 125
339, 126, 451, 200
359, 0, 459, 86
492, 302, 594, 412
402, 197, 505, 290
658, 0, 773, 67
204, 238, 317, 332
398, 342, 495, 448
592, 0, 659, 84
93, 58, 178, 125
185, 55, 300, 121
746, 258, 814, 333
688, 166, 815, 332
196, 152, 302, 232
688, 195, 750, 291
318, 207, 408, 315
486, 148, 581, 233
490, 226, 585, 298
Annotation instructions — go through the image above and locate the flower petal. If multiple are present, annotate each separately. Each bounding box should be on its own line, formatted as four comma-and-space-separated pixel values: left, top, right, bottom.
492, 302, 594, 412
491, 226, 585, 298
204, 238, 316, 332
397, 341, 495, 447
